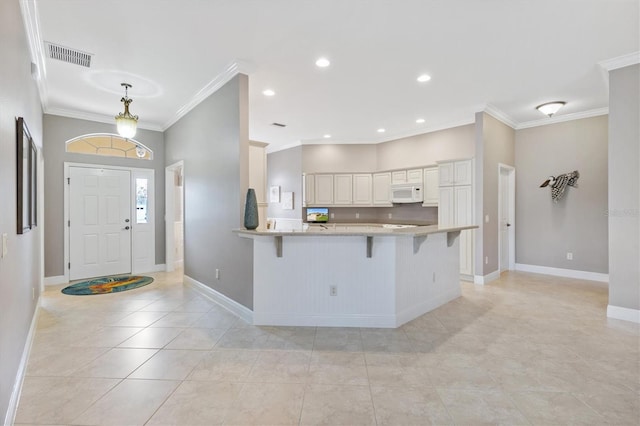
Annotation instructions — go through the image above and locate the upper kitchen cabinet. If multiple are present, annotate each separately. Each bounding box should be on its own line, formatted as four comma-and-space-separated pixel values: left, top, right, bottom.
334, 174, 353, 205
373, 172, 392, 206
315, 174, 334, 205
438, 159, 473, 186
303, 173, 315, 207
353, 174, 373, 205
391, 168, 423, 184
422, 166, 439, 206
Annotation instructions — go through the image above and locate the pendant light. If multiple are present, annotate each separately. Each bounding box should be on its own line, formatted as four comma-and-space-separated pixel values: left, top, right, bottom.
536, 101, 566, 117
115, 83, 138, 138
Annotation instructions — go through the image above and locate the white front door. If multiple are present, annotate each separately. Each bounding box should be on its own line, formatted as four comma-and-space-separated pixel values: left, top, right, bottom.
69, 167, 132, 280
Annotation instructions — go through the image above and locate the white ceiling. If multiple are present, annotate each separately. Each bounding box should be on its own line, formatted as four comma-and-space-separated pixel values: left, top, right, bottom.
24, 0, 639, 151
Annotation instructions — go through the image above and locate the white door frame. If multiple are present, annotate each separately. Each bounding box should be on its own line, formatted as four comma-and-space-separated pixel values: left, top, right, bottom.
64, 162, 155, 282
498, 163, 516, 272
165, 161, 184, 272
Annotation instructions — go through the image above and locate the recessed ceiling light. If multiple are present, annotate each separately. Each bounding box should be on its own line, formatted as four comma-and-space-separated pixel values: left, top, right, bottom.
263, 89, 275, 96
377, 128, 386, 133
417, 74, 431, 83
416, 118, 425, 124
316, 57, 330, 68
323, 134, 331, 138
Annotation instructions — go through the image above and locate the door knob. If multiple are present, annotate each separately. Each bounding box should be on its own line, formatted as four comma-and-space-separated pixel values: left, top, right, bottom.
506, 223, 511, 227
124, 226, 130, 230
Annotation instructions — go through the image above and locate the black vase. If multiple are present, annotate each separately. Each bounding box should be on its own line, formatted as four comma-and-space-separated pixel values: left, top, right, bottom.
244, 188, 259, 230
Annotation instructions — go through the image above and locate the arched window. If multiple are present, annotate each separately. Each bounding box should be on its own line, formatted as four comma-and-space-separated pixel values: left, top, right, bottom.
65, 133, 153, 160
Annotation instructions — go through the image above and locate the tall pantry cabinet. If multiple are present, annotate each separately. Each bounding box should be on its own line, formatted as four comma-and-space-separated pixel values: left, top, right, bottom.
438, 159, 474, 279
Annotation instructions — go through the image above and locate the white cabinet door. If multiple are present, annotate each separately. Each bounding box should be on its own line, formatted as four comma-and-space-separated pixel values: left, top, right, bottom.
373, 172, 392, 205
454, 185, 473, 226
407, 168, 423, 183
303, 174, 315, 206
334, 174, 353, 205
455, 185, 474, 276
454, 160, 473, 185
423, 167, 439, 205
391, 170, 407, 184
438, 186, 455, 227
352, 174, 372, 205
315, 174, 334, 205
438, 162, 454, 186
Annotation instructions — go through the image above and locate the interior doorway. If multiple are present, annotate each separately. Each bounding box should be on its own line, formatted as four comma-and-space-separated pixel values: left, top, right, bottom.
498, 164, 516, 272
165, 161, 184, 272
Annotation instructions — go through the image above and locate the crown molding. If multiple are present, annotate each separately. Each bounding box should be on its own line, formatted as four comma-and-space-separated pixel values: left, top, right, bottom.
516, 107, 608, 130
481, 104, 517, 129
598, 51, 640, 71
45, 107, 164, 132
162, 59, 255, 131
20, 0, 49, 109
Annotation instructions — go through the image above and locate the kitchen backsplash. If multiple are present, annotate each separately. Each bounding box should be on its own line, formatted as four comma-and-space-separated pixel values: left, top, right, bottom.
303, 204, 438, 225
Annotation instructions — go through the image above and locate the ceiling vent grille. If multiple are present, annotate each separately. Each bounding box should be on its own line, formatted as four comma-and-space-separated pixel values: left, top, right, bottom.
271, 122, 287, 127
45, 42, 92, 67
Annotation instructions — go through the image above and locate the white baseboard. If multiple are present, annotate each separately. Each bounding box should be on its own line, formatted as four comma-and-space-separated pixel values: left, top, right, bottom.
184, 275, 253, 324
607, 305, 640, 323
4, 297, 40, 426
253, 312, 397, 328
515, 263, 609, 283
44, 275, 67, 286
474, 270, 501, 285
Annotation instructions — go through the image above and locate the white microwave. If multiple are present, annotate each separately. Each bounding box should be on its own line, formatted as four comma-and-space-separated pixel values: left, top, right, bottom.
391, 183, 423, 203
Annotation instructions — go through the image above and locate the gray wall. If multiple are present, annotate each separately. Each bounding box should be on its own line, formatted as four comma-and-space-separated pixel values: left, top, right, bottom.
267, 146, 302, 219
42, 115, 166, 277
302, 144, 378, 173
377, 124, 475, 170
0, 0, 43, 421
515, 115, 609, 273
164, 75, 254, 309
608, 64, 639, 311
479, 113, 515, 276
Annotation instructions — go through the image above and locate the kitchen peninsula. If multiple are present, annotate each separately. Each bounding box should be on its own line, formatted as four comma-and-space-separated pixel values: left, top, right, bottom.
236, 224, 477, 328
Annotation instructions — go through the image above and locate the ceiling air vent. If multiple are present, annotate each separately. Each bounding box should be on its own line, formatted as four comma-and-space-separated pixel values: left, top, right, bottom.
271, 122, 287, 127
45, 42, 92, 67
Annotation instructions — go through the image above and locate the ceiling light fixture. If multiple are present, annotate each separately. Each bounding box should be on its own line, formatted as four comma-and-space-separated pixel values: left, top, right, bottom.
315, 57, 330, 67
416, 118, 425, 124
536, 101, 566, 117
377, 128, 386, 133
115, 83, 138, 139
323, 134, 331, 138
263, 89, 275, 96
417, 74, 431, 83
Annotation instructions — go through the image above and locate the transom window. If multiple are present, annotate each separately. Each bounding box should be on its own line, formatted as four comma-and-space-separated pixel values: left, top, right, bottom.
66, 133, 153, 160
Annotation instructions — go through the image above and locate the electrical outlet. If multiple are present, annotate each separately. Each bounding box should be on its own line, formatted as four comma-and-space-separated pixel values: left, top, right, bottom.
485, 215, 489, 223
388, 213, 393, 219
215, 269, 220, 279
329, 285, 337, 296
485, 256, 489, 265
566, 252, 573, 260
355, 212, 360, 219
330, 213, 335, 219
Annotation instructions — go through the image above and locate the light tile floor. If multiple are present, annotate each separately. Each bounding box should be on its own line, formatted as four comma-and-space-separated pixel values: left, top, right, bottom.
15, 270, 640, 425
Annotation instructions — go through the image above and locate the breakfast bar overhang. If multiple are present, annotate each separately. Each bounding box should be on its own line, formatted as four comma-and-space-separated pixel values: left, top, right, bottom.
236, 225, 477, 328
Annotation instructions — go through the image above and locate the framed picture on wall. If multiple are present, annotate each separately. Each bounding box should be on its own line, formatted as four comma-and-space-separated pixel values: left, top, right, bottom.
30, 140, 37, 228
16, 117, 32, 234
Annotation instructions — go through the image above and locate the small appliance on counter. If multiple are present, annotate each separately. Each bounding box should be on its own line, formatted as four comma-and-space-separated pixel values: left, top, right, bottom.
390, 183, 423, 203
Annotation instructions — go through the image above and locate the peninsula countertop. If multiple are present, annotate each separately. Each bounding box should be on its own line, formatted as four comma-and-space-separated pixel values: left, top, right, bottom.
234, 223, 478, 237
